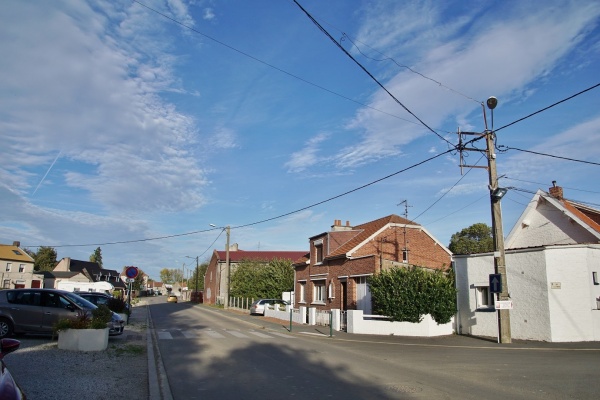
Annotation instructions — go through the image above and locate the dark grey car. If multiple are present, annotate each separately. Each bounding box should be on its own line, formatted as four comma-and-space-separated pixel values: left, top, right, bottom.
0, 288, 124, 338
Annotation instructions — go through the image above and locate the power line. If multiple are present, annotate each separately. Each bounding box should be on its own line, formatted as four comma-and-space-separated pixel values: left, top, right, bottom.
498, 146, 600, 166
31, 149, 453, 249
495, 82, 600, 133
131, 1, 450, 133
505, 177, 600, 194
293, 0, 455, 148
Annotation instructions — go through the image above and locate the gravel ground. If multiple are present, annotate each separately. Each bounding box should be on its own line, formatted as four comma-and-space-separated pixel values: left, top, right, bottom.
3, 304, 149, 400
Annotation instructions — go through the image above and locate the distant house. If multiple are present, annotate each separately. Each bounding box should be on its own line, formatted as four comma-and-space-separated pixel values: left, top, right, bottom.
0, 241, 42, 289
455, 183, 600, 342
293, 215, 452, 313
203, 244, 307, 305
53, 257, 127, 294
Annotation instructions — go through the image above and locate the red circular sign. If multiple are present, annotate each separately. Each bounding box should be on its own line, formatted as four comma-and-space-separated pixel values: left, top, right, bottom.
125, 266, 139, 279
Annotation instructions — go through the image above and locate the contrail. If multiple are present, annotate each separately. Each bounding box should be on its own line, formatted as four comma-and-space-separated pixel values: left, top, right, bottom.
32, 151, 61, 196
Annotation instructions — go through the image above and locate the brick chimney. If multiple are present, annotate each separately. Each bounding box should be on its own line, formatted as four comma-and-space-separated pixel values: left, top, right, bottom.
331, 219, 352, 232
549, 181, 563, 200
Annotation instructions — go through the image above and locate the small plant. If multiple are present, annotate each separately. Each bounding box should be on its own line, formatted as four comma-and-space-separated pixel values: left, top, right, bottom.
53, 305, 113, 333
107, 297, 129, 315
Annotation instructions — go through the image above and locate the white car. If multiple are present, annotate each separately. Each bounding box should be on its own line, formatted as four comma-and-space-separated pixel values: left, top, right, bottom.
249, 299, 289, 315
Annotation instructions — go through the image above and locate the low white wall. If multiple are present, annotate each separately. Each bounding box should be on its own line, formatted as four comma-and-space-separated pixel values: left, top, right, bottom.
346, 310, 454, 336
264, 305, 305, 324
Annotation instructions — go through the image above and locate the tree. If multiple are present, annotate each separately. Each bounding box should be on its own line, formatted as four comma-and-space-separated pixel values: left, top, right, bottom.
30, 246, 58, 272
368, 266, 457, 324
448, 222, 494, 255
230, 258, 294, 299
159, 268, 183, 284
189, 263, 208, 291
89, 247, 103, 267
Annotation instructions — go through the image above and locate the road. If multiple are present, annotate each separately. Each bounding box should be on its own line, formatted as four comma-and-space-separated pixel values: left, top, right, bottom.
149, 297, 600, 399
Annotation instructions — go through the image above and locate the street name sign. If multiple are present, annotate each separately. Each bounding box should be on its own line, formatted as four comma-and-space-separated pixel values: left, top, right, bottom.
495, 300, 513, 310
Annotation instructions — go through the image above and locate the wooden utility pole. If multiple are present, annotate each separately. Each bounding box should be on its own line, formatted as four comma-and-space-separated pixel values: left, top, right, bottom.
458, 97, 511, 343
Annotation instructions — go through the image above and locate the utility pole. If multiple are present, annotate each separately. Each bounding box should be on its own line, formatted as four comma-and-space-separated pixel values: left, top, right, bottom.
225, 226, 231, 308
458, 96, 511, 344
397, 200, 412, 263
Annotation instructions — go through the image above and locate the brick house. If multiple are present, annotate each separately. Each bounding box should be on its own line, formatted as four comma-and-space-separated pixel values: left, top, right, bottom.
293, 215, 452, 314
204, 244, 307, 305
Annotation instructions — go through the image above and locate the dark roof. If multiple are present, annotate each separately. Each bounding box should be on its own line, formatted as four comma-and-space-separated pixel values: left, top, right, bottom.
44, 271, 82, 279
68, 259, 102, 277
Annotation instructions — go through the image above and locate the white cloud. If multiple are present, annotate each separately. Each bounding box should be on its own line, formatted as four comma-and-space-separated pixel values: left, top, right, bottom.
285, 132, 330, 172
332, 1, 600, 169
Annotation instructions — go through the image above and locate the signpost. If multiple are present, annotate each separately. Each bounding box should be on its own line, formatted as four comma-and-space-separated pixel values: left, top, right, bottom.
124, 266, 139, 309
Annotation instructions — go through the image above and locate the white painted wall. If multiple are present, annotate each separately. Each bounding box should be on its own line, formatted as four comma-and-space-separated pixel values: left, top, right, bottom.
456, 245, 600, 342
346, 310, 453, 336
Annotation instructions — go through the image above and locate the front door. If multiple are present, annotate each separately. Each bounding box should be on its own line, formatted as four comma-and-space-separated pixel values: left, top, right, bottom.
355, 277, 372, 314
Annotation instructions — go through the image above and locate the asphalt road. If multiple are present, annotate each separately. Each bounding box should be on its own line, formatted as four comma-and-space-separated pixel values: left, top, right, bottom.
149, 299, 600, 400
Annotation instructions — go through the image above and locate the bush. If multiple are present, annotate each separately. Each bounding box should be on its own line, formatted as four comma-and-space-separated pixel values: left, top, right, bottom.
368, 266, 457, 324
53, 305, 113, 332
107, 297, 129, 315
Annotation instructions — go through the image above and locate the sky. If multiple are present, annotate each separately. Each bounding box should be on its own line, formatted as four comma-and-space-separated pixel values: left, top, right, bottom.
1, 0, 599, 281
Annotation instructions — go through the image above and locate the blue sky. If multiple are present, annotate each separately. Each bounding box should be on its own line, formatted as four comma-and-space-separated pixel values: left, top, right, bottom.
1, 0, 599, 281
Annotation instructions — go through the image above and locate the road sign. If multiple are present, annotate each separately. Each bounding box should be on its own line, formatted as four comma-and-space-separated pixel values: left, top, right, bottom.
125, 266, 139, 279
126, 278, 135, 283
495, 300, 513, 310
489, 273, 502, 293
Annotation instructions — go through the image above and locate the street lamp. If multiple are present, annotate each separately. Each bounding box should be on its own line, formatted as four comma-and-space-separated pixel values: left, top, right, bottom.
210, 224, 231, 308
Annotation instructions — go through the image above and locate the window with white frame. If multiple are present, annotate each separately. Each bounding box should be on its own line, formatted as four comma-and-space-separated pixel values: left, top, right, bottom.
3, 280, 9, 289
19, 264, 25, 273
328, 281, 334, 299
299, 282, 306, 303
475, 286, 494, 309
313, 280, 326, 303
5, 263, 11, 272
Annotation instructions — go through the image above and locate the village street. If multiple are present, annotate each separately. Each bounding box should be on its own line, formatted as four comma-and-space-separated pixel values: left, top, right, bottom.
150, 297, 600, 400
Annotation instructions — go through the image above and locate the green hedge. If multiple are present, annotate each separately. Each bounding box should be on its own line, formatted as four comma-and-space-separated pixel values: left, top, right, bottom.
368, 266, 457, 324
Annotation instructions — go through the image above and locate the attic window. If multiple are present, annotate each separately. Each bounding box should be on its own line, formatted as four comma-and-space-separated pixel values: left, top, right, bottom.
315, 243, 323, 264
12, 250, 22, 255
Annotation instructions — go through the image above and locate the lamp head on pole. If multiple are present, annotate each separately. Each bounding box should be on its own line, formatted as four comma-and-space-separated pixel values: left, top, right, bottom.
491, 187, 508, 202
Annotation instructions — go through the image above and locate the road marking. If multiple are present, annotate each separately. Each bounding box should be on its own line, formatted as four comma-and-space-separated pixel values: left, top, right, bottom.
268, 332, 293, 338
204, 330, 226, 339
247, 330, 274, 338
157, 331, 173, 340
182, 330, 197, 339
225, 330, 250, 338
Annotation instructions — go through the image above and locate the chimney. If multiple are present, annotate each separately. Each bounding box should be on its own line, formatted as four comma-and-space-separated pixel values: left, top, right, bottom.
549, 181, 563, 200
13, 241, 20, 247
331, 219, 352, 232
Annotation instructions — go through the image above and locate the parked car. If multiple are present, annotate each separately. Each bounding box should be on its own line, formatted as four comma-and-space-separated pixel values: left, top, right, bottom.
167, 295, 178, 303
250, 299, 290, 315
74, 291, 131, 315
0, 289, 125, 338
0, 338, 26, 399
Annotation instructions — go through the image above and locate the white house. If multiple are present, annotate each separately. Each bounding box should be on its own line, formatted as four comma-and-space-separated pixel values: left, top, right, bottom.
455, 183, 600, 342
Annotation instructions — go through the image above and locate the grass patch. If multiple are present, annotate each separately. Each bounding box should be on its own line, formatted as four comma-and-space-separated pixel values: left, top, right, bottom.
111, 344, 145, 356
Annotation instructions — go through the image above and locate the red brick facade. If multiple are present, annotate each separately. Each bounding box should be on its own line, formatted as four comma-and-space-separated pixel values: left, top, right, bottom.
293, 215, 452, 312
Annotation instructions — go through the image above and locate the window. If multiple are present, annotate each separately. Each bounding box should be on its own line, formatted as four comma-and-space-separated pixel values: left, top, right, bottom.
476, 286, 494, 309
315, 242, 323, 264
402, 250, 408, 263
593, 271, 599, 285
299, 282, 306, 303
6, 263, 11, 272
328, 281, 334, 299
3, 280, 9, 289
19, 264, 25, 273
313, 281, 326, 303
